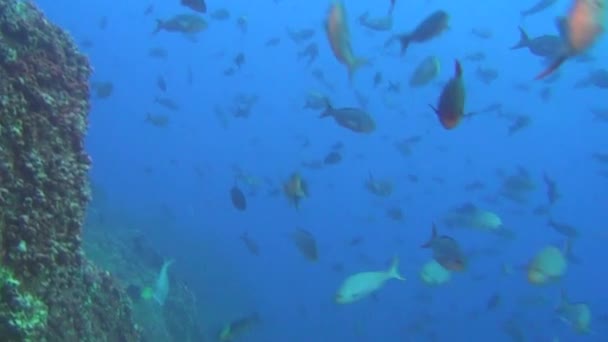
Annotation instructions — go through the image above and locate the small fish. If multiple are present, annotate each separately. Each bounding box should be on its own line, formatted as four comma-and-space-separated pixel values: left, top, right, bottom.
155, 96, 180, 111
536, 0, 605, 79
421, 224, 467, 271
283, 172, 308, 209
157, 76, 167, 92
555, 290, 592, 333
291, 228, 319, 261
145, 113, 169, 127
144, 4, 154, 15
210, 9, 230, 21
392, 10, 449, 56
548, 218, 579, 238
320, 101, 376, 133
230, 185, 247, 211
486, 293, 501, 311
91, 82, 114, 98
153, 14, 207, 34
240, 232, 259, 256
265, 37, 281, 47
148, 47, 168, 60
324, 1, 368, 81
429, 60, 466, 129
543, 172, 560, 205
218, 313, 261, 341
335, 256, 405, 304
153, 259, 174, 305
510, 27, 564, 59
358, 12, 393, 31
234, 52, 246, 68
181, 0, 206, 13
527, 245, 567, 284
409, 56, 440, 87
286, 28, 315, 43
521, 0, 559, 17
323, 151, 342, 165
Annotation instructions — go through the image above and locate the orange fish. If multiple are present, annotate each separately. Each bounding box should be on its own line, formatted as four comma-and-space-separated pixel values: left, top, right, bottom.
429, 60, 466, 130
324, 1, 368, 82
536, 0, 605, 80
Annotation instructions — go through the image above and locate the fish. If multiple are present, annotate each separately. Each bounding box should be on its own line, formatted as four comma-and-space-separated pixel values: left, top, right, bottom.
153, 259, 174, 305
210, 8, 230, 20
240, 232, 259, 256
527, 245, 567, 284
323, 151, 342, 165
420, 259, 451, 285
486, 293, 501, 311
536, 0, 605, 80
153, 14, 208, 34
283, 172, 308, 209
543, 172, 560, 205
555, 290, 592, 333
320, 101, 376, 133
219, 313, 261, 341
521, 0, 559, 17
181, 0, 206, 13
145, 113, 169, 127
335, 257, 405, 304
358, 12, 393, 31
409, 56, 440, 87
291, 228, 319, 261
393, 10, 449, 56
324, 1, 368, 81
429, 60, 466, 130
421, 224, 467, 272
230, 185, 247, 211
91, 81, 114, 98
548, 218, 579, 238
156, 75, 167, 92
510, 27, 564, 59
286, 28, 315, 43
365, 172, 392, 197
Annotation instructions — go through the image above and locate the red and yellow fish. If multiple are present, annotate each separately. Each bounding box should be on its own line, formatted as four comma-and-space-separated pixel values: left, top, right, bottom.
324, 1, 368, 82
536, 0, 605, 80
429, 60, 466, 129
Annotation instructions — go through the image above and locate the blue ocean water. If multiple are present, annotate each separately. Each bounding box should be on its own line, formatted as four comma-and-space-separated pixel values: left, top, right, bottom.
34, 0, 607, 341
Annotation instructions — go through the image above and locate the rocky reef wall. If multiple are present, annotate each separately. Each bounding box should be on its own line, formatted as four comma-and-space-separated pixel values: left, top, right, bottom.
0, 0, 138, 340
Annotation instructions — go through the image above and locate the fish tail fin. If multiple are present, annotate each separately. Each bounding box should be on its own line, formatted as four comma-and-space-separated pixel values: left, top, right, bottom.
358, 11, 369, 23
535, 56, 567, 80
388, 256, 405, 281
319, 98, 333, 118
454, 59, 462, 77
510, 26, 530, 49
398, 34, 411, 55
153, 19, 163, 34
347, 57, 369, 83
421, 223, 438, 248
164, 259, 175, 268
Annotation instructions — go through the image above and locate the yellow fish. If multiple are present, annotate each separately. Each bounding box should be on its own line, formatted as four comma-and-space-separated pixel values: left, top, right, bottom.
324, 1, 368, 82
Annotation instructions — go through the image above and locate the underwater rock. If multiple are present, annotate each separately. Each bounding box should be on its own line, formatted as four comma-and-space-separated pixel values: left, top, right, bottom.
0, 0, 138, 340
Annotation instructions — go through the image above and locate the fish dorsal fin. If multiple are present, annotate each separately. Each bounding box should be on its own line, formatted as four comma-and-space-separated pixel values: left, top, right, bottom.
555, 16, 569, 40
454, 59, 463, 77
421, 224, 438, 248
459, 202, 477, 213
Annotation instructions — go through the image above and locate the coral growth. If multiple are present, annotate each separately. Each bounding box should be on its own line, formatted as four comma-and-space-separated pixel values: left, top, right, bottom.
0, 0, 138, 340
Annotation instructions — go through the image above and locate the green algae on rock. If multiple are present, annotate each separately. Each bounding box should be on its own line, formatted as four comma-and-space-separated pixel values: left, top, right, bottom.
0, 0, 139, 340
